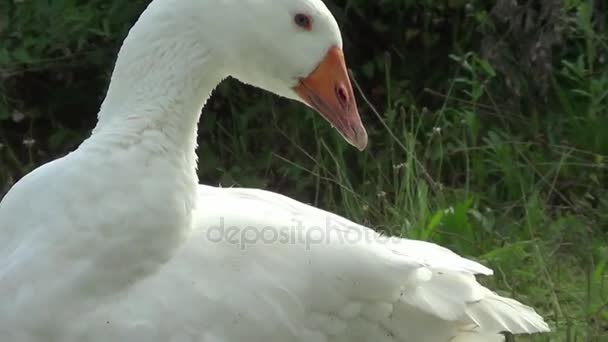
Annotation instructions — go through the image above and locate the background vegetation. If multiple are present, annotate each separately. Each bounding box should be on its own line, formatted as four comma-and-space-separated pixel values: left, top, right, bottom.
1, 0, 607, 340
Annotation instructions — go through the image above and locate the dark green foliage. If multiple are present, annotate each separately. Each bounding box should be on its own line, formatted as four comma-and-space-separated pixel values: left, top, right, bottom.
1, 1, 607, 340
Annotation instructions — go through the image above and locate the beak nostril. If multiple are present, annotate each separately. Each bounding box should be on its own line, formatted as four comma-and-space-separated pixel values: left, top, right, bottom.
335, 85, 349, 109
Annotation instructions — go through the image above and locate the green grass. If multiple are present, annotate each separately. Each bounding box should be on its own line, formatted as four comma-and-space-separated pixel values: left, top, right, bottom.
1, 0, 607, 340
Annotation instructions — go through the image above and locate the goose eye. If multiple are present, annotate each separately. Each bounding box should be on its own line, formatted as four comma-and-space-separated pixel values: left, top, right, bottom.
294, 14, 312, 30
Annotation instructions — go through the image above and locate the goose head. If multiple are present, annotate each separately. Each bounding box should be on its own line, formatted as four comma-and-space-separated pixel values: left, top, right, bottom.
136, 0, 367, 150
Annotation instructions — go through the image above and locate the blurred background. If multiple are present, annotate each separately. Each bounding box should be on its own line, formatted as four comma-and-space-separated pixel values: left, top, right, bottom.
1, 0, 606, 340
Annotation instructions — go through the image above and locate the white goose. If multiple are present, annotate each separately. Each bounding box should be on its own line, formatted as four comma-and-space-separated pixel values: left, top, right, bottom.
0, 0, 549, 341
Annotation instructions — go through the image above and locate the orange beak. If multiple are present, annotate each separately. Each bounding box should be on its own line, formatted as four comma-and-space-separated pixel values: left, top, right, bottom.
294, 47, 368, 151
